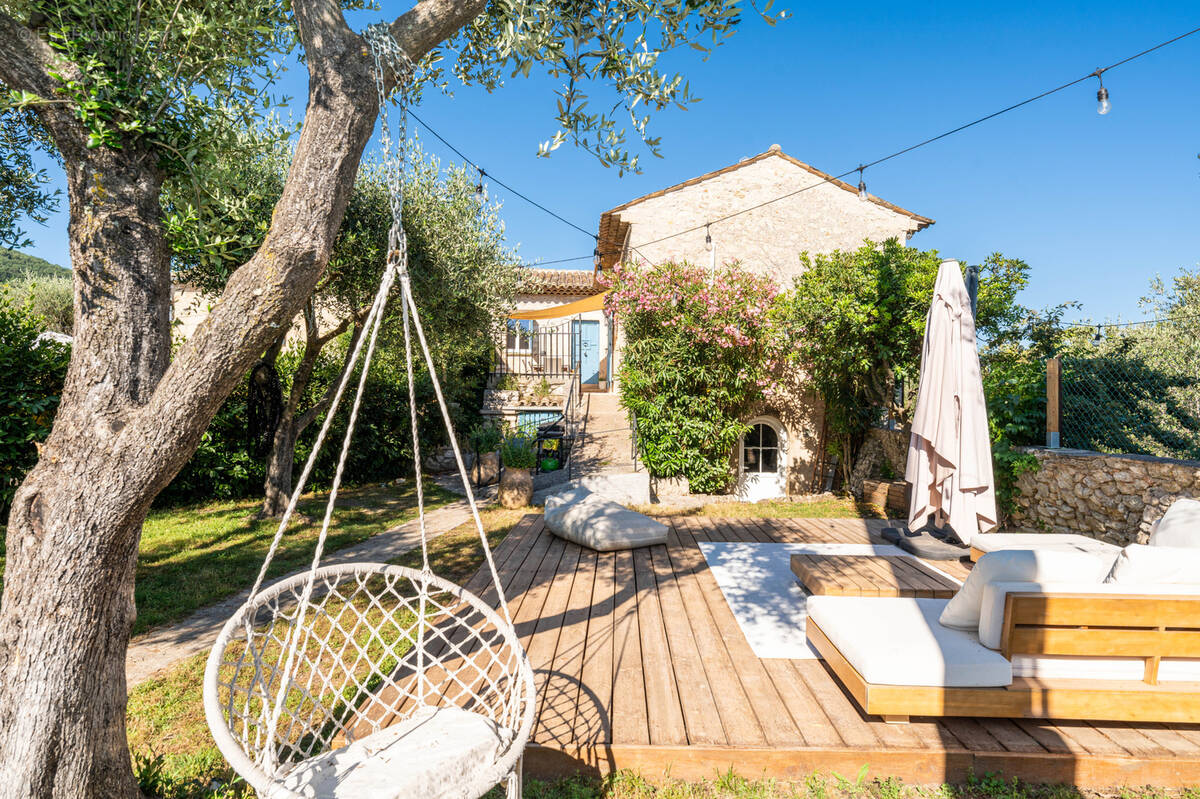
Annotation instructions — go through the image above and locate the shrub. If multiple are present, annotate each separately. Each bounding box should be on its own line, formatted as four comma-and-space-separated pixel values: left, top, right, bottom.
4, 270, 73, 334
0, 290, 70, 519
500, 434, 537, 470
468, 420, 504, 453
607, 260, 787, 493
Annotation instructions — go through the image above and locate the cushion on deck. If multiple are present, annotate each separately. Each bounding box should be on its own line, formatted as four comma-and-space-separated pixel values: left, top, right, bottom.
1150, 498, 1200, 548
271, 705, 506, 799
978, 580, 1200, 650
1105, 543, 1200, 585
543, 488, 668, 551
807, 596, 1012, 688
939, 549, 1113, 632
971, 533, 1121, 558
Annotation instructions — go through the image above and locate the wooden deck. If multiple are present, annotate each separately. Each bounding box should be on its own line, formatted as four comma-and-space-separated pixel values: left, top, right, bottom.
464, 514, 1200, 788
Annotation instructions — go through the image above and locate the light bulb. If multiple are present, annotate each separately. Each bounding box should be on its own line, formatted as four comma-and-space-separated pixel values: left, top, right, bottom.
592, 245, 602, 270
856, 167, 868, 201
1096, 87, 1111, 115
704, 225, 713, 252
474, 182, 487, 203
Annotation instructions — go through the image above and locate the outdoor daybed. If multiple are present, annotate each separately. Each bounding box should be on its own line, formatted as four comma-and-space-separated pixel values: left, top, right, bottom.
806, 525, 1200, 724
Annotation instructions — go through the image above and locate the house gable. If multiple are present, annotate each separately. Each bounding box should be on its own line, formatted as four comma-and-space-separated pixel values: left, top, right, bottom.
596, 145, 933, 283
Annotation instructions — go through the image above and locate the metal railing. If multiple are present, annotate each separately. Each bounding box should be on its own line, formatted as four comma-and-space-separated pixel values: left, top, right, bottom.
492, 316, 581, 382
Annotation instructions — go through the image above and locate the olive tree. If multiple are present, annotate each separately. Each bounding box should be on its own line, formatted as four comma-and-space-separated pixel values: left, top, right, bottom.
170, 133, 520, 517
0, 1, 760, 795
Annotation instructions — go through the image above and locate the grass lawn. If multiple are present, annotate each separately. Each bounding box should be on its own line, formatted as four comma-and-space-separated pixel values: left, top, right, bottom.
134, 480, 456, 633
127, 504, 530, 797
636, 494, 886, 520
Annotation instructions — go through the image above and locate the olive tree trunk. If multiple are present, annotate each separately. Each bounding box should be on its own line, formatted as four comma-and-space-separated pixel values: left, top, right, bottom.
0, 2, 487, 795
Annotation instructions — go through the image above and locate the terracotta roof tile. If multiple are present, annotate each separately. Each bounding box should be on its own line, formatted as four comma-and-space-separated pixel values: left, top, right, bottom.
519, 268, 600, 296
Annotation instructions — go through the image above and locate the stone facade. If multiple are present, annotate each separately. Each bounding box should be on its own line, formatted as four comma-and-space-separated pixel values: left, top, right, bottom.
589, 146, 931, 497
1011, 447, 1200, 545
598, 145, 931, 285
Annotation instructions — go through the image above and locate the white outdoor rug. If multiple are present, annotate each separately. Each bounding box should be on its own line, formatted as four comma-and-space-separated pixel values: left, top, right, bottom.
697, 542, 961, 660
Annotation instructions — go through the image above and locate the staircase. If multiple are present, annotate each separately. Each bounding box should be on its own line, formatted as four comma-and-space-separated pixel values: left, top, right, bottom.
571, 392, 636, 477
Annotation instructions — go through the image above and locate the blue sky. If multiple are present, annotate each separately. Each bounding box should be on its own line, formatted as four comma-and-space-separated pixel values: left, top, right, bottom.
17, 1, 1200, 323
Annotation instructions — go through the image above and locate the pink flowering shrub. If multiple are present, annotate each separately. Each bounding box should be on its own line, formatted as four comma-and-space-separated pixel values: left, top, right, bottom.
605, 260, 788, 492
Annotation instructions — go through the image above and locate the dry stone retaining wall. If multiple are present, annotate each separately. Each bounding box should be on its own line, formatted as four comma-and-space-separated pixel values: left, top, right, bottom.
1011, 447, 1200, 545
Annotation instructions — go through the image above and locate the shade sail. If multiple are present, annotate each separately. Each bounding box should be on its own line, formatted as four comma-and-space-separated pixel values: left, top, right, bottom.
905, 260, 998, 544
509, 291, 607, 320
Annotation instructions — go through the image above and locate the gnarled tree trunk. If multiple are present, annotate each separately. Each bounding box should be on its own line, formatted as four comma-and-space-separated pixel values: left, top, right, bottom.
0, 3, 487, 795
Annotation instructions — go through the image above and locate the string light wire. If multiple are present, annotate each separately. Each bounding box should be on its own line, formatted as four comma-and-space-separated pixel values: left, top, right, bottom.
401, 24, 1200, 268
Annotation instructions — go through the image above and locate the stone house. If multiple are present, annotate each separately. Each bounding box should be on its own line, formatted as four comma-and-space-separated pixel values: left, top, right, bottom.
500, 144, 933, 496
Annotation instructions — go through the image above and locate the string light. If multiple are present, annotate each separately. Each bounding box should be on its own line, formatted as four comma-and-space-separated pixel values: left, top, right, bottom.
474, 168, 488, 204
1094, 324, 1103, 343
704, 223, 713, 252
1093, 69, 1112, 115
592, 241, 602, 270
856, 166, 868, 201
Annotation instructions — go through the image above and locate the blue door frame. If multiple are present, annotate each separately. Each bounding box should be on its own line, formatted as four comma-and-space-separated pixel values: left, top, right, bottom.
571, 319, 601, 384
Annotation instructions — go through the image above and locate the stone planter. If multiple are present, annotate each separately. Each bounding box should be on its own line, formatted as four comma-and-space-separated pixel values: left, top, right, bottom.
498, 467, 534, 508
471, 451, 500, 485
483, 389, 519, 410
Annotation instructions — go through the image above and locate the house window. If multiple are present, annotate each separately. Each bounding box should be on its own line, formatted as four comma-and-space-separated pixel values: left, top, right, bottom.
506, 319, 537, 351
742, 422, 780, 474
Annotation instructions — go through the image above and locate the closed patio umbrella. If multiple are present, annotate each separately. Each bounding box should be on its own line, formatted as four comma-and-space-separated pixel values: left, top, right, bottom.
904, 259, 998, 545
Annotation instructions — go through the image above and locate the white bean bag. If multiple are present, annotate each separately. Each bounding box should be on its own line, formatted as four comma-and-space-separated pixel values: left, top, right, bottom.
273, 705, 506, 799
938, 548, 1113, 631
807, 596, 1012, 688
543, 488, 668, 551
1150, 498, 1200, 548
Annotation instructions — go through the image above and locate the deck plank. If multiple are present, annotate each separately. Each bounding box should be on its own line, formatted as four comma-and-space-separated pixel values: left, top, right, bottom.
661, 521, 767, 746
464, 514, 1200, 788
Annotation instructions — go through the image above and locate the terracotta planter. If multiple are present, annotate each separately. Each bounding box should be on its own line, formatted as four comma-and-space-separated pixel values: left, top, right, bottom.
498, 467, 534, 508
471, 451, 500, 485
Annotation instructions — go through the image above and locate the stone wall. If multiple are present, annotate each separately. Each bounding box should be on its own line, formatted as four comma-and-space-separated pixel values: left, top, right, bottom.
1011, 447, 1200, 545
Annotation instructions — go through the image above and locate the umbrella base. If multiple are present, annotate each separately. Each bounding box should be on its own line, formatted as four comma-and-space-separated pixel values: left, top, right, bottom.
882, 525, 969, 561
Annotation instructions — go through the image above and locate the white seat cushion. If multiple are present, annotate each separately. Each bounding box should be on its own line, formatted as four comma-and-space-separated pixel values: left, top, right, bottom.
1105, 543, 1200, 585
807, 596, 1012, 688
1150, 499, 1200, 547
972, 533, 1121, 558
939, 549, 1113, 632
272, 705, 506, 799
978, 580, 1200, 650
544, 489, 668, 551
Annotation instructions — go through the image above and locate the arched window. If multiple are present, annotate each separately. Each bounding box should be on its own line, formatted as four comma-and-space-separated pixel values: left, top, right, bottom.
739, 416, 787, 500
743, 422, 780, 473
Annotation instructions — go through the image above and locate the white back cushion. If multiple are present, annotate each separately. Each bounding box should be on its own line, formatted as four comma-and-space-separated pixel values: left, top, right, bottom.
1105, 543, 1200, 585
1150, 498, 1200, 548
939, 549, 1113, 631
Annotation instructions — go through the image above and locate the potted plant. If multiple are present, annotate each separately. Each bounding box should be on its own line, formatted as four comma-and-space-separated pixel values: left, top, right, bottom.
498, 434, 537, 508
467, 421, 504, 485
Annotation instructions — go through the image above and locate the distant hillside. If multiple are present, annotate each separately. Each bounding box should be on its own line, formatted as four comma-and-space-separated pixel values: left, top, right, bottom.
0, 249, 69, 283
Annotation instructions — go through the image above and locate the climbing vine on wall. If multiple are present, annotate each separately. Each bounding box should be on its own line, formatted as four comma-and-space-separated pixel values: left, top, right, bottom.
607, 261, 788, 493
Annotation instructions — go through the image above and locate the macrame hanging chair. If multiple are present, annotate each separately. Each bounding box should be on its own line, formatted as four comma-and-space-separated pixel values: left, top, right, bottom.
203, 26, 535, 799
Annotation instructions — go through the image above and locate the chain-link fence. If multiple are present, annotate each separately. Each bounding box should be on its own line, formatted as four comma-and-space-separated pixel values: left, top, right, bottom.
1060, 318, 1200, 460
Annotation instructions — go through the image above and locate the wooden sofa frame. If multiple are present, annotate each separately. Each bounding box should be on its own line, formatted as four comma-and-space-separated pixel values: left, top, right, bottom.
807, 591, 1200, 724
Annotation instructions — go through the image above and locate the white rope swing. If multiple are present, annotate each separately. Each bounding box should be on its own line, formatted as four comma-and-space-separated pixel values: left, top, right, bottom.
203, 24, 535, 799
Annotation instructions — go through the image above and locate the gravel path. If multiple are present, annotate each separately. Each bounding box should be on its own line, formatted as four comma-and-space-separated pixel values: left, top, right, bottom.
125, 499, 481, 686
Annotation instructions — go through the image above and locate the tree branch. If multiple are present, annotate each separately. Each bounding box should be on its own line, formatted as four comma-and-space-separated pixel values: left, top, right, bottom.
296, 321, 362, 433
0, 12, 87, 154
127, 0, 490, 495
